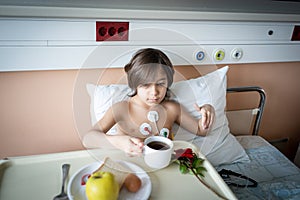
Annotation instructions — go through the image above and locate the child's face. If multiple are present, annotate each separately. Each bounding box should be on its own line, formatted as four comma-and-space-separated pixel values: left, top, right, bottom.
136, 72, 168, 107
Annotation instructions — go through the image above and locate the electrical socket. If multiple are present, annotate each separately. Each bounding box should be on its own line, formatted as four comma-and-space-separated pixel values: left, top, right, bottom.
291, 26, 300, 41
96, 21, 129, 41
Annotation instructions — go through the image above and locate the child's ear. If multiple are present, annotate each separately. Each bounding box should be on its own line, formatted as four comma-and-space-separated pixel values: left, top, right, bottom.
165, 88, 171, 99
128, 88, 137, 97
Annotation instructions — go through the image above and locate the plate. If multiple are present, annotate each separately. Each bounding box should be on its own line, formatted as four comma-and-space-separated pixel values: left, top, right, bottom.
67, 160, 151, 200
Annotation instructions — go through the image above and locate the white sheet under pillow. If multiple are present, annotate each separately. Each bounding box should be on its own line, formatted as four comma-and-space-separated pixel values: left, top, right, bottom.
86, 66, 249, 166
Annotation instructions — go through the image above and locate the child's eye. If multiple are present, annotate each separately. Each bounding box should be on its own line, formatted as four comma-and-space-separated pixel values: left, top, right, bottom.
141, 83, 150, 88
157, 82, 167, 87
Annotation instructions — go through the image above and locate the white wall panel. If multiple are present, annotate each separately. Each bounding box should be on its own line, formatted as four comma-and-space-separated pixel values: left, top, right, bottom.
1, 44, 300, 71
0, 47, 97, 71
0, 19, 296, 44
0, 18, 299, 71
0, 19, 95, 41
130, 21, 295, 43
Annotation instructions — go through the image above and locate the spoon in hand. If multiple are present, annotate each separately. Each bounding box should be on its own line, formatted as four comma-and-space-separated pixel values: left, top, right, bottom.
53, 164, 70, 200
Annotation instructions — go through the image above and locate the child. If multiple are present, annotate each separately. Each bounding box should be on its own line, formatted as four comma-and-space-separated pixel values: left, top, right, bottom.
83, 48, 215, 156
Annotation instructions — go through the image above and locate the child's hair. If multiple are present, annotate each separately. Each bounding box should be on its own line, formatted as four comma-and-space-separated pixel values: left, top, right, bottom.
124, 48, 175, 97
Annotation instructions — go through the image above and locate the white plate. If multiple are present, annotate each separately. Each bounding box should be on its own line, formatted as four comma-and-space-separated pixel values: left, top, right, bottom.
67, 161, 151, 200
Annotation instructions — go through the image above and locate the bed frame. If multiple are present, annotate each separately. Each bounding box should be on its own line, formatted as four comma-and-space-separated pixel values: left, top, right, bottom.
226, 86, 266, 136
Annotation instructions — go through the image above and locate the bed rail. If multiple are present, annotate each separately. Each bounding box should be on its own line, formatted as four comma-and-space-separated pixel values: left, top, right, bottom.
226, 86, 266, 136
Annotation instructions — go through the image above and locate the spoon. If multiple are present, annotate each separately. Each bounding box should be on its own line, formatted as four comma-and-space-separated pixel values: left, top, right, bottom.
53, 163, 70, 200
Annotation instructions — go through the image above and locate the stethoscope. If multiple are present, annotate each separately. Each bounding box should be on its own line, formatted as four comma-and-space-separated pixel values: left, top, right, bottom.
139, 111, 169, 138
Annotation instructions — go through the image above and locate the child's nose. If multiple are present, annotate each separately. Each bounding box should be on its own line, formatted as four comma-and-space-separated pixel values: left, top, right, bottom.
149, 84, 159, 94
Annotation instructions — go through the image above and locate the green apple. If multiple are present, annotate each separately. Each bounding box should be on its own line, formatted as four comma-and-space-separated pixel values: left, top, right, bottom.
85, 171, 119, 200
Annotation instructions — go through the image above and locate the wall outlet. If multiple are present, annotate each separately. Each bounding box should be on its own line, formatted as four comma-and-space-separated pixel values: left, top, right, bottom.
96, 21, 129, 41
291, 26, 300, 41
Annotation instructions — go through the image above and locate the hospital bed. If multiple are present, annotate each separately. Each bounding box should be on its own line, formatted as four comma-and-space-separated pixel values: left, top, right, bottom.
86, 66, 300, 199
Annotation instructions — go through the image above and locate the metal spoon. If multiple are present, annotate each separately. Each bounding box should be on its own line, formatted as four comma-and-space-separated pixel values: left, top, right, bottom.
53, 164, 70, 200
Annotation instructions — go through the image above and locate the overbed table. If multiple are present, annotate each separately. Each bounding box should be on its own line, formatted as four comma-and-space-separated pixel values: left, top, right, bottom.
0, 146, 236, 200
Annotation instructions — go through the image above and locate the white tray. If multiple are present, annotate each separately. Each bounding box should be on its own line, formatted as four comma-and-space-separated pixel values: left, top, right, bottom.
0, 142, 236, 200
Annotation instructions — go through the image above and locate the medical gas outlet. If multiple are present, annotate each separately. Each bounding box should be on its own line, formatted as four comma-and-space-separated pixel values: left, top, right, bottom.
213, 49, 225, 61
231, 48, 243, 61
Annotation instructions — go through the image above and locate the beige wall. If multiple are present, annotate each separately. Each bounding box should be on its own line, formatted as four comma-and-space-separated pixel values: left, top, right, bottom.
0, 70, 83, 157
1, 62, 300, 160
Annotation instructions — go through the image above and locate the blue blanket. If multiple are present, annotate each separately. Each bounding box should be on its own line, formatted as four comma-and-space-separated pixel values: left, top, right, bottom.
217, 146, 300, 200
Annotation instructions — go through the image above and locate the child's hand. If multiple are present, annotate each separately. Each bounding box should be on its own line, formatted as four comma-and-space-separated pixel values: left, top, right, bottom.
128, 137, 144, 156
194, 104, 215, 130
116, 136, 144, 156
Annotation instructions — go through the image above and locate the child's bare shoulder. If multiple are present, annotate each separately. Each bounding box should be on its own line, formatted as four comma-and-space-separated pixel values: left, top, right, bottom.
162, 99, 180, 109
110, 100, 129, 111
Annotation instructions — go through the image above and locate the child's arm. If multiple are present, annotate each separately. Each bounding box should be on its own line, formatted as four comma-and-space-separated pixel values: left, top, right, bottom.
174, 102, 215, 136
83, 130, 143, 156
82, 104, 143, 156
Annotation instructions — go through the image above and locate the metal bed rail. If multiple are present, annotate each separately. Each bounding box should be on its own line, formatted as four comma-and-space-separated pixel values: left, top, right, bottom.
226, 86, 266, 136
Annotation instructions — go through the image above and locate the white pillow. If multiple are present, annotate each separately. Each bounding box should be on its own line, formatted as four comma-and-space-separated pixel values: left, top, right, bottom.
86, 84, 131, 134
86, 84, 131, 126
170, 66, 249, 166
86, 66, 249, 166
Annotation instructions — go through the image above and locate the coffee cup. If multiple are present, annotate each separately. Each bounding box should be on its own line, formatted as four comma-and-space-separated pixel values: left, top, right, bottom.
143, 136, 174, 169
